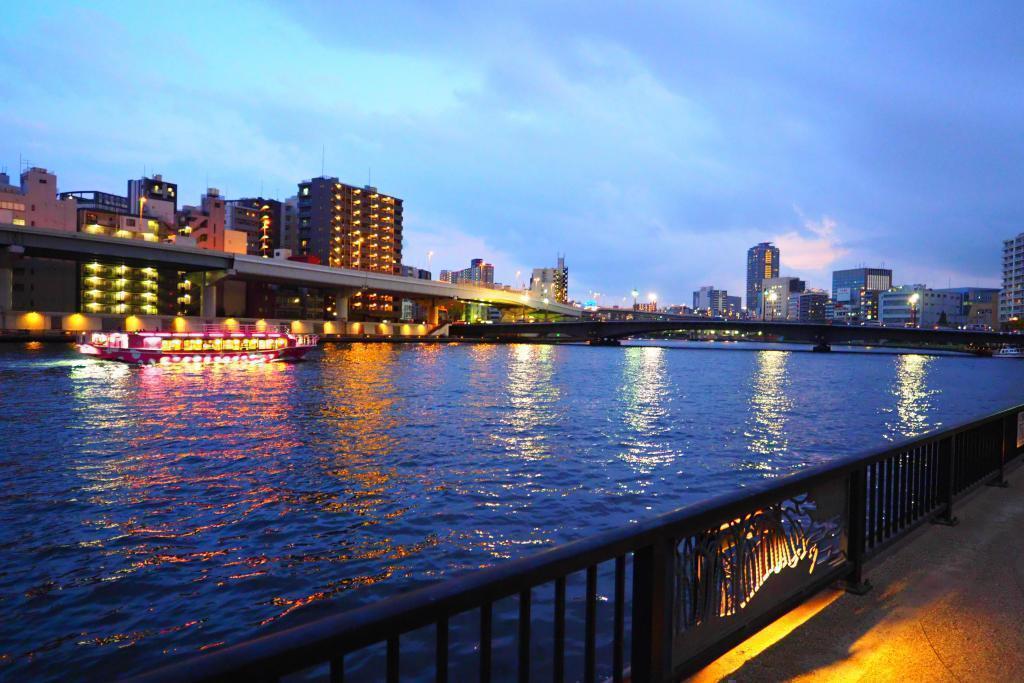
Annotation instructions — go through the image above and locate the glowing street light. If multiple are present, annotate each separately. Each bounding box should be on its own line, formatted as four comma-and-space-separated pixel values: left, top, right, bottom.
631, 288, 639, 310
908, 291, 920, 327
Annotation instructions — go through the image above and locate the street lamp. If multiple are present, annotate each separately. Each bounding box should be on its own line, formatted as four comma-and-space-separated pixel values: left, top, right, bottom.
427, 250, 434, 269
631, 289, 639, 310
648, 292, 657, 311
908, 292, 920, 328
764, 290, 778, 321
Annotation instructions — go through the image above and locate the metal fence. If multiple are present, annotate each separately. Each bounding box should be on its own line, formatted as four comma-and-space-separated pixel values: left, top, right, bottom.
128, 404, 1023, 683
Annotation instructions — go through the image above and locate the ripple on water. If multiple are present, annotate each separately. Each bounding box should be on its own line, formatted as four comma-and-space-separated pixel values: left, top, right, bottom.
0, 341, 1021, 680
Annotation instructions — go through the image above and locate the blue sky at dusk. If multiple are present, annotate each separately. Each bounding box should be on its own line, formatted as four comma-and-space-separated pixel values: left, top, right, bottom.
1, 1, 1021, 304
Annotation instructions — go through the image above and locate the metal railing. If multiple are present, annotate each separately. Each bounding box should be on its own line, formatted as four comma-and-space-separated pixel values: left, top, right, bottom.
128, 404, 1023, 683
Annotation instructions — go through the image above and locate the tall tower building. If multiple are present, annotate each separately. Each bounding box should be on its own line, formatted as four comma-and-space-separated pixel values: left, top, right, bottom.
296, 178, 402, 272
1002, 232, 1024, 322
296, 177, 403, 316
746, 242, 780, 314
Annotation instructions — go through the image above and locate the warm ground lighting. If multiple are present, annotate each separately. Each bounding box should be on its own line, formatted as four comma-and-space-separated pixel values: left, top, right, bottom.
688, 588, 843, 682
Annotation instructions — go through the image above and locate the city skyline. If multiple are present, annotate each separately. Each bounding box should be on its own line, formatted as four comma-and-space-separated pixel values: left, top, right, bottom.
3, 2, 1021, 301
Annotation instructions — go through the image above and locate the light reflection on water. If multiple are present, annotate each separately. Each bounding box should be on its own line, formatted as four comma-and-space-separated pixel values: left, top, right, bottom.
745, 350, 793, 470
886, 354, 938, 439
0, 341, 1021, 681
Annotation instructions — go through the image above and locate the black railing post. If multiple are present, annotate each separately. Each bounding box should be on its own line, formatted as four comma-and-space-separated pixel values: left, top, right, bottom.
845, 466, 872, 594
932, 435, 959, 526
631, 538, 674, 682
987, 415, 1010, 487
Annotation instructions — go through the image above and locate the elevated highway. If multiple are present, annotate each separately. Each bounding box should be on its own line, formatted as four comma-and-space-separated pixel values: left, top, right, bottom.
0, 224, 580, 318
450, 319, 1022, 351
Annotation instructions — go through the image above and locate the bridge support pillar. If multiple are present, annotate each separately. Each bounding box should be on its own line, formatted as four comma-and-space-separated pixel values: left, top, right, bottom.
812, 342, 831, 352
200, 282, 217, 319
427, 300, 440, 327
334, 290, 350, 322
0, 262, 12, 314
0, 246, 24, 317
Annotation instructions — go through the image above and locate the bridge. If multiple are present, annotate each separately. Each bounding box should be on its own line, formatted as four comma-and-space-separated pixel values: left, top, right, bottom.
449, 319, 1022, 351
0, 223, 581, 320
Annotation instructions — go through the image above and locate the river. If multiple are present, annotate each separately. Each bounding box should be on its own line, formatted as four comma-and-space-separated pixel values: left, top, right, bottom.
0, 340, 1021, 680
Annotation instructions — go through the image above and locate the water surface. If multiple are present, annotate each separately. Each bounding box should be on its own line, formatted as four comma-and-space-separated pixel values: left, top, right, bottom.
0, 340, 1021, 679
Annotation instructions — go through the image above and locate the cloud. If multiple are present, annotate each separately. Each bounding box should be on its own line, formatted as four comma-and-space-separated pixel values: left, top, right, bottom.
772, 215, 849, 274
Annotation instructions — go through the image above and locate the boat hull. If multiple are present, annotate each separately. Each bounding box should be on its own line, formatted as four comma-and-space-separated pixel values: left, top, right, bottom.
80, 345, 315, 364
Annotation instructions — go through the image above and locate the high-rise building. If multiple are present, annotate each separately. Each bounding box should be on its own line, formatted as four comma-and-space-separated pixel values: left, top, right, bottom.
762, 276, 805, 320
746, 242, 780, 314
831, 267, 892, 321
225, 198, 284, 257
1001, 232, 1024, 322
296, 178, 402, 273
530, 256, 568, 302
296, 178, 403, 316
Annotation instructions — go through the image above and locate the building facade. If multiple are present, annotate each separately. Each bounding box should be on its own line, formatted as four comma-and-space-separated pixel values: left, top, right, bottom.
879, 285, 962, 328
692, 286, 738, 316
444, 258, 495, 286
296, 178, 403, 316
746, 242, 780, 314
786, 289, 828, 322
127, 174, 177, 227
530, 256, 568, 302
1, 167, 79, 312
762, 276, 805, 320
831, 267, 893, 322
225, 197, 283, 257
937, 287, 1001, 330
1002, 232, 1024, 322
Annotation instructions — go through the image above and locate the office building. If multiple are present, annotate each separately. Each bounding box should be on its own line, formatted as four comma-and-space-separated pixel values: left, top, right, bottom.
762, 276, 805, 320
1002, 232, 1024, 322
936, 287, 1001, 330
225, 197, 284, 257
746, 242, 780, 314
879, 285, 962, 328
786, 289, 829, 322
831, 267, 892, 321
530, 256, 568, 302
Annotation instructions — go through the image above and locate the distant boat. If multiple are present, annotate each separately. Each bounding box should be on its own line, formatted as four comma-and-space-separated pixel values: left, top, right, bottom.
78, 324, 318, 365
994, 345, 1024, 359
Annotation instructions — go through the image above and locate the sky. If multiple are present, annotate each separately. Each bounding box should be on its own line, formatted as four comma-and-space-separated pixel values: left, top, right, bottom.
1, 1, 1021, 306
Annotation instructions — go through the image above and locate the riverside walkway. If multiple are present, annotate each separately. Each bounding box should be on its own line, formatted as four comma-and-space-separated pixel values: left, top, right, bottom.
695, 463, 1024, 682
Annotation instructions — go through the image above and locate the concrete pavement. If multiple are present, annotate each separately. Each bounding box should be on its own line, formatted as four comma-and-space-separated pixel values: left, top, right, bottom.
693, 462, 1024, 682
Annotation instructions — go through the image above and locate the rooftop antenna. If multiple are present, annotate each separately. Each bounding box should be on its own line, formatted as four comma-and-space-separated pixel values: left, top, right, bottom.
321, 145, 325, 177
368, 167, 372, 187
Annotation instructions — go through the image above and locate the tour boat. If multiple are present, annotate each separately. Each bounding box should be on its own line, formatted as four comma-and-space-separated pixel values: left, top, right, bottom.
78, 324, 318, 365
994, 345, 1024, 359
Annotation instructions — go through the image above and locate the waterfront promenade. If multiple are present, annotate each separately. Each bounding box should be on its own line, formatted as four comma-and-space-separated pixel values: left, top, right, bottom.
696, 462, 1024, 682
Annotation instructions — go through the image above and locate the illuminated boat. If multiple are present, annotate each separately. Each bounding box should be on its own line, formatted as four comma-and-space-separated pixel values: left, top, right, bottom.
78, 324, 318, 364
995, 345, 1024, 359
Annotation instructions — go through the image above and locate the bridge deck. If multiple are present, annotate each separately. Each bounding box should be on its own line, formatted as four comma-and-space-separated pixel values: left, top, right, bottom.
694, 462, 1024, 682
